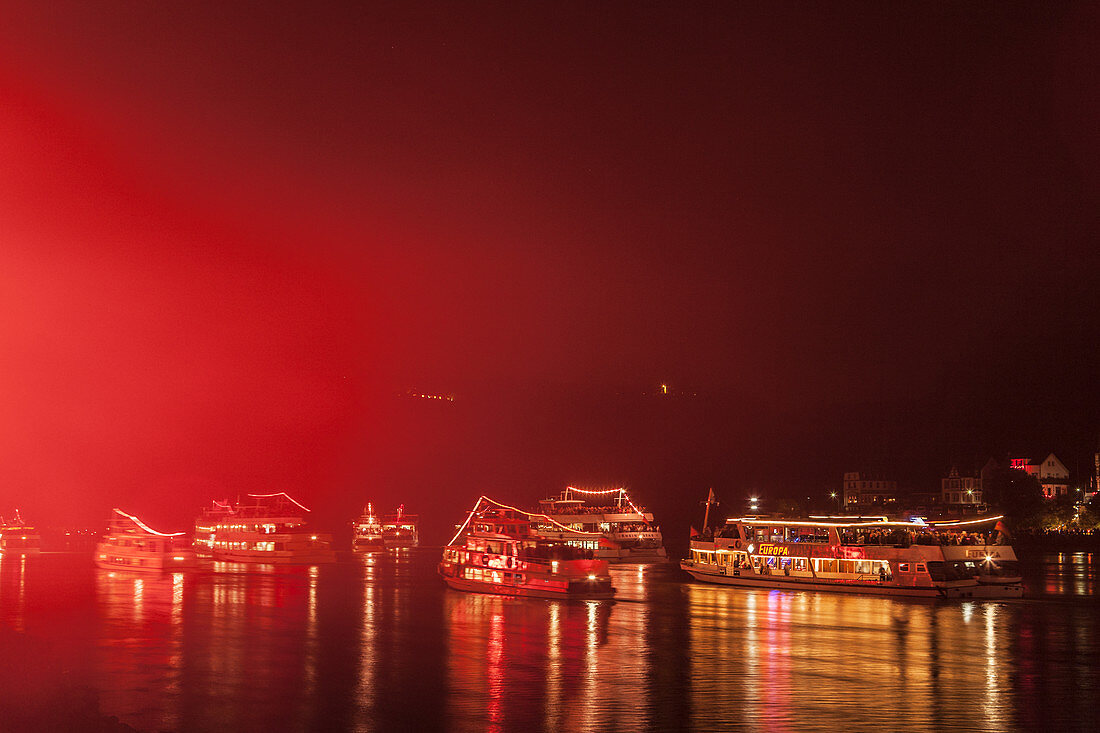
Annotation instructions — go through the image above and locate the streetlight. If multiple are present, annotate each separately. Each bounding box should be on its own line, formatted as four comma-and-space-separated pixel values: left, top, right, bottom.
749, 496, 759, 514
830, 492, 839, 513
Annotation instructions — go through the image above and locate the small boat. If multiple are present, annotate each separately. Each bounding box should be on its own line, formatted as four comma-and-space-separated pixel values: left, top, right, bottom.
681, 499, 1023, 599
193, 492, 336, 564
439, 496, 615, 599
533, 486, 666, 562
352, 502, 385, 551
95, 508, 198, 572
382, 505, 419, 549
0, 511, 42, 555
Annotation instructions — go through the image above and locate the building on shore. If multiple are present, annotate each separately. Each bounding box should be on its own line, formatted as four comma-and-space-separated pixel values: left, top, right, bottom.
940, 466, 985, 512
1010, 453, 1070, 499
841, 472, 898, 512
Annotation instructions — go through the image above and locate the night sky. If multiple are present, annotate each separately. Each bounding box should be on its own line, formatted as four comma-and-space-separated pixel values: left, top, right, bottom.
1, 2, 1097, 535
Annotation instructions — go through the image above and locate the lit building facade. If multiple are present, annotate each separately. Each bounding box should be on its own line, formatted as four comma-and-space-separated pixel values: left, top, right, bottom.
842, 472, 898, 511
1010, 453, 1070, 499
941, 467, 983, 510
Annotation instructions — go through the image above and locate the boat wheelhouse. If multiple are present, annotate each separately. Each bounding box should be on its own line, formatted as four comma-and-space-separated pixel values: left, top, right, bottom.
0, 511, 41, 555
381, 505, 419, 549
681, 513, 1023, 599
95, 509, 198, 572
194, 493, 336, 564
439, 496, 615, 599
352, 502, 385, 551
533, 486, 666, 562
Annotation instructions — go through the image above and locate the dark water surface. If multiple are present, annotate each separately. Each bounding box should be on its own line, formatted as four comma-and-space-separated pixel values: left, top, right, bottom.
1, 550, 1098, 732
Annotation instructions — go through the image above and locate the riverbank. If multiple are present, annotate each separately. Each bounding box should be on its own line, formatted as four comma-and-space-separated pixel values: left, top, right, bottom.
1013, 530, 1100, 553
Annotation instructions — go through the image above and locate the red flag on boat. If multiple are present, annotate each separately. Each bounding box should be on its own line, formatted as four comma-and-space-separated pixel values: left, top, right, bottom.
690, 526, 700, 538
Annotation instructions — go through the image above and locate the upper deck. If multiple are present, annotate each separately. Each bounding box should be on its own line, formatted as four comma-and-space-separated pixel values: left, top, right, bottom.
196, 492, 316, 526
382, 504, 418, 529
536, 486, 655, 522
707, 515, 1006, 549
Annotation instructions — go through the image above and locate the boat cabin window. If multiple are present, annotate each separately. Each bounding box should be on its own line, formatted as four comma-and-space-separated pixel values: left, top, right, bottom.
898, 563, 910, 573
915, 564, 926, 572
793, 527, 829, 543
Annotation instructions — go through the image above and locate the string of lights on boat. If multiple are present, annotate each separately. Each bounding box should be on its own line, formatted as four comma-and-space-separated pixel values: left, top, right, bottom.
448, 495, 606, 546
563, 486, 651, 524
111, 508, 185, 537
248, 492, 312, 512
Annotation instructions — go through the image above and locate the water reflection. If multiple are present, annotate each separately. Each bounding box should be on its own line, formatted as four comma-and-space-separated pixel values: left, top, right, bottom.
0, 551, 29, 631
96, 569, 186, 728
5, 553, 1100, 731
685, 584, 1029, 730
355, 554, 377, 730
1038, 552, 1097, 597
444, 563, 654, 732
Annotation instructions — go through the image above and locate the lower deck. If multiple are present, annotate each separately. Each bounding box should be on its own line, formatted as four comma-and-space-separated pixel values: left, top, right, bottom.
209, 548, 336, 564
96, 545, 198, 572
682, 559, 1023, 599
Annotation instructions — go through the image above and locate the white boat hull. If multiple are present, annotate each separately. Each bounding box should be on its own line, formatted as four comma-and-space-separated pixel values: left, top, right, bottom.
96, 545, 198, 573
210, 548, 335, 564
441, 573, 615, 600
682, 564, 1023, 599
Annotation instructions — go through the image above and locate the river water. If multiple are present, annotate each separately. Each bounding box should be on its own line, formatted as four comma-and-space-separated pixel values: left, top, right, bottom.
1, 550, 1097, 732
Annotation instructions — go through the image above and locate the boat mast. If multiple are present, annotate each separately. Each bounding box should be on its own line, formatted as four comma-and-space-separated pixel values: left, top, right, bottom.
702, 488, 718, 530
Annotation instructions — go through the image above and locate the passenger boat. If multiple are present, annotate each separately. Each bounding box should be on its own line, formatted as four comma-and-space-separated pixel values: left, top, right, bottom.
533, 487, 666, 562
381, 505, 419, 549
439, 496, 615, 599
352, 502, 385, 551
0, 511, 41, 555
193, 492, 336, 564
95, 508, 198, 572
681, 511, 1023, 599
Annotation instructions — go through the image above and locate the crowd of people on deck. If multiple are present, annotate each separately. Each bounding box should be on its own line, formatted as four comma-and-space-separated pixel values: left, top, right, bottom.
840, 528, 997, 547
698, 523, 1005, 546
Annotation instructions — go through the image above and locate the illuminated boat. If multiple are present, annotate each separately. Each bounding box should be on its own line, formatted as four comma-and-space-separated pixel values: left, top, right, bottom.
681, 511, 1023, 599
0, 511, 41, 555
439, 496, 615, 599
532, 487, 666, 562
95, 508, 198, 572
381, 505, 419, 549
193, 492, 336, 564
352, 502, 385, 551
